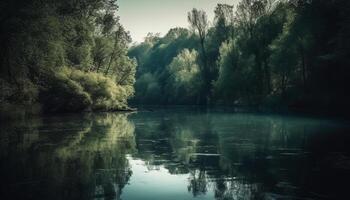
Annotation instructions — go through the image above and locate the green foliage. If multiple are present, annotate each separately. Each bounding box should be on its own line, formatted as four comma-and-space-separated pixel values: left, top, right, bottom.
40, 67, 133, 113
129, 28, 199, 104
269, 12, 300, 100
165, 49, 202, 104
2, 0, 350, 114
206, 3, 235, 74
0, 0, 136, 114
40, 70, 92, 113
0, 78, 39, 105
214, 40, 256, 104
0, 78, 41, 119
134, 73, 161, 104
129, 0, 350, 114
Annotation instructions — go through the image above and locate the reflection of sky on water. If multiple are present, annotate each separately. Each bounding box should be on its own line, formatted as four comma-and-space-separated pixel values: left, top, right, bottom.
122, 156, 214, 200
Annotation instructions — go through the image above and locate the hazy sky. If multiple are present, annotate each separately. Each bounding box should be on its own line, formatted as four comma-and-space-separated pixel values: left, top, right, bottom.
118, 0, 240, 43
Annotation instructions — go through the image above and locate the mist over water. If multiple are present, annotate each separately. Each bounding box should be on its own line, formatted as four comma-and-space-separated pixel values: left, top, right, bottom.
1, 108, 349, 199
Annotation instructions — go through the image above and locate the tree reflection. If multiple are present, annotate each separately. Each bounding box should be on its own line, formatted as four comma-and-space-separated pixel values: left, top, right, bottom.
188, 169, 208, 196
1, 111, 349, 199
129, 111, 350, 199
0, 113, 136, 200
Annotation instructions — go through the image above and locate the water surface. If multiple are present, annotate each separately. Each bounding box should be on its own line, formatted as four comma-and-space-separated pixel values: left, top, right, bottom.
1, 108, 349, 199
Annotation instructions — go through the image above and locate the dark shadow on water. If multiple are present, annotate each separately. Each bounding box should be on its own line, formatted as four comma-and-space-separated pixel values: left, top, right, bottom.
0, 113, 135, 200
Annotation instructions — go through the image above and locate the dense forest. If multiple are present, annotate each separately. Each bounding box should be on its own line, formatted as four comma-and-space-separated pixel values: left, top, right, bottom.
1, 1, 350, 198
129, 0, 350, 114
1, 0, 350, 117
0, 0, 136, 116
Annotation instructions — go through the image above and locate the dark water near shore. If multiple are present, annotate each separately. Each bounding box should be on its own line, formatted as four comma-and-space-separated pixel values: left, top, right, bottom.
1, 108, 350, 200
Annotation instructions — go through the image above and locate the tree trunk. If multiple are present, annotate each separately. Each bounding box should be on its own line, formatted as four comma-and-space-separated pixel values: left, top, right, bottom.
301, 51, 307, 89
299, 43, 307, 90
264, 59, 271, 94
96, 59, 102, 73
200, 38, 210, 105
105, 52, 114, 75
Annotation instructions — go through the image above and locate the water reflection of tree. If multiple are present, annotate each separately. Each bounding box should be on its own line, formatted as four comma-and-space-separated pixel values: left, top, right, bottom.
132, 112, 230, 198
0, 113, 136, 200
188, 169, 208, 196
4, 111, 347, 199
130, 112, 344, 199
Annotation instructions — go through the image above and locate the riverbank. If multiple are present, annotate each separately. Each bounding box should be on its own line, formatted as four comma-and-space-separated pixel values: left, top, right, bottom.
134, 104, 350, 120
0, 103, 137, 121
2, 102, 349, 122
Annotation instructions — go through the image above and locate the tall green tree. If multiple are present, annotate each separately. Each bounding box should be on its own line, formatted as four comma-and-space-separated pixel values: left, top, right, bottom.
164, 49, 202, 104
188, 8, 210, 104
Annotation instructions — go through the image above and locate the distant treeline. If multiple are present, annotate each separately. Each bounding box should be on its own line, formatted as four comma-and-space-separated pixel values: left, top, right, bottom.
129, 0, 350, 114
0, 0, 136, 116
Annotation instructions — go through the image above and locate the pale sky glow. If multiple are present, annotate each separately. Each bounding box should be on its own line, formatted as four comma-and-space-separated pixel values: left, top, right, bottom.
122, 157, 216, 199
118, 0, 240, 43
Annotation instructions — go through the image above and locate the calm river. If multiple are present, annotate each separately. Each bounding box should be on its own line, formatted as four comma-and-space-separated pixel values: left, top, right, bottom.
1, 108, 349, 199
